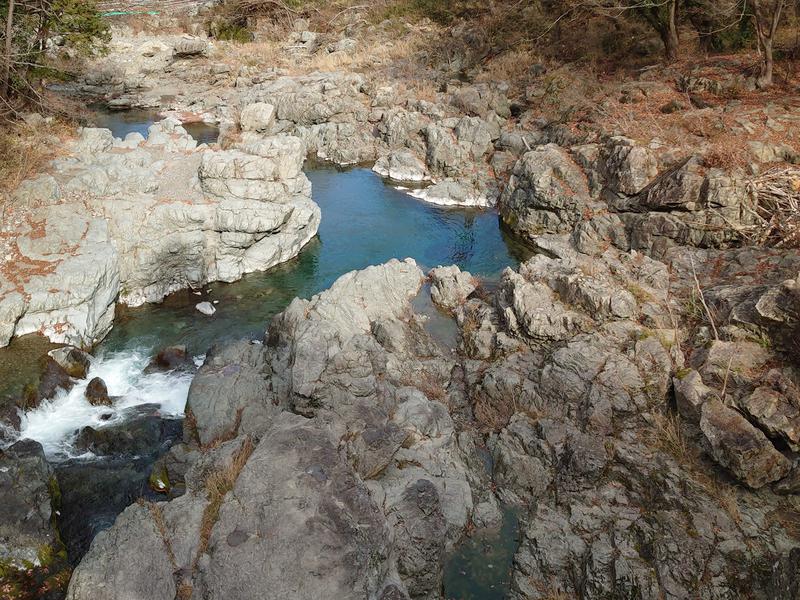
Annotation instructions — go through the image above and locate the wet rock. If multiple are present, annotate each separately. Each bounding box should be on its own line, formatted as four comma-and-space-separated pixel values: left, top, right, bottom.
73, 411, 182, 456
147, 345, 195, 373
85, 377, 111, 406
700, 397, 791, 488
429, 265, 476, 311
49, 345, 92, 379
36, 356, 75, 402
0, 439, 59, 567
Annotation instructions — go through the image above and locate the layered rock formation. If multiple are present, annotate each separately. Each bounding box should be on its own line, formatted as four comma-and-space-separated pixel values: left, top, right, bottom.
499, 136, 757, 257
0, 120, 319, 348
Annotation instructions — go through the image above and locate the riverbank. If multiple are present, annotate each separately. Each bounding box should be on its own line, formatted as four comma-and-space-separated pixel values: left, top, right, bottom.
1, 10, 800, 600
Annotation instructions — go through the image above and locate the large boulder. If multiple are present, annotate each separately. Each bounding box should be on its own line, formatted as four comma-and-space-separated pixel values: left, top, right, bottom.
66, 502, 179, 600
85, 376, 111, 406
499, 144, 594, 237
199, 414, 394, 599
0, 440, 60, 567
186, 340, 278, 446
700, 397, 791, 489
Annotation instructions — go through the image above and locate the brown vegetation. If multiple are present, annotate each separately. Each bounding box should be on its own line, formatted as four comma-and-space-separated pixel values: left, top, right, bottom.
194, 436, 255, 568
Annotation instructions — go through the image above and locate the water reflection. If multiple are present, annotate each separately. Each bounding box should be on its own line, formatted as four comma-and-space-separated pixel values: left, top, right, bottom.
100, 166, 532, 355
87, 107, 220, 144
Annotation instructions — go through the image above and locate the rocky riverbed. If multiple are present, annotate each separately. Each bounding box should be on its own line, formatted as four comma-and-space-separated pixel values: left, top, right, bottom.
2, 19, 800, 600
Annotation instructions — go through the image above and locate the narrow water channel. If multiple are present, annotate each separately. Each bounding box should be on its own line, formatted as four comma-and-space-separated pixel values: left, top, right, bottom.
2, 114, 530, 595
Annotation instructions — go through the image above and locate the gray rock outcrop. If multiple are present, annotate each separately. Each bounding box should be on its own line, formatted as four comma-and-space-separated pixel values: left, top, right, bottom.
1, 121, 319, 348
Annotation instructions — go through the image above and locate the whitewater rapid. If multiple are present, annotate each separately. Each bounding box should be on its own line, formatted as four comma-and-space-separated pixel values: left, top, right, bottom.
17, 349, 195, 459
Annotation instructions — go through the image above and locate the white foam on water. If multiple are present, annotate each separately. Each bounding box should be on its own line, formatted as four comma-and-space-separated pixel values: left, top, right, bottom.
18, 348, 193, 459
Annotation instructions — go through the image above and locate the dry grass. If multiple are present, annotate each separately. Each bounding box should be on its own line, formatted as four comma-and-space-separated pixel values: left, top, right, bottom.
214, 30, 422, 76
648, 411, 690, 464
193, 436, 255, 569
141, 500, 177, 569
743, 167, 800, 248
473, 390, 517, 433
646, 411, 744, 525
0, 120, 74, 205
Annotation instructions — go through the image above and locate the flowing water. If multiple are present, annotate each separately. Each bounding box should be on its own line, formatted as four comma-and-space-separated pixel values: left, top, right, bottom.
2, 114, 529, 592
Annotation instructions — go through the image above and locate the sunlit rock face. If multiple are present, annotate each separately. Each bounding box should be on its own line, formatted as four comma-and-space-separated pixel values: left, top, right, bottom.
0, 120, 319, 348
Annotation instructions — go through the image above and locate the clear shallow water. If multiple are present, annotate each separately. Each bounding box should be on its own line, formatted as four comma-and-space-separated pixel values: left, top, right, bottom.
100, 165, 532, 354
443, 507, 522, 599
88, 107, 220, 144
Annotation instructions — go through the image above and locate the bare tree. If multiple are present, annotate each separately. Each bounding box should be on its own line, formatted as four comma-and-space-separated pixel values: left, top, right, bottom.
751, 0, 786, 87
638, 0, 680, 61
2, 0, 14, 99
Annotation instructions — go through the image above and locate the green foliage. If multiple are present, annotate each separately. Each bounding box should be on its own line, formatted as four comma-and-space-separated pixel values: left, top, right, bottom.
1, 0, 109, 104
47, 0, 111, 55
212, 21, 253, 42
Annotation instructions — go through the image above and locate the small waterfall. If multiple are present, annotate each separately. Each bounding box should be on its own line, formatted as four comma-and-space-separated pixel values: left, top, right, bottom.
17, 349, 195, 459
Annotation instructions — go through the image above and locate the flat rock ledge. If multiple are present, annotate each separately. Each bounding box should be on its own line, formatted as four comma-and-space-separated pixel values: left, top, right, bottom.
0, 119, 320, 348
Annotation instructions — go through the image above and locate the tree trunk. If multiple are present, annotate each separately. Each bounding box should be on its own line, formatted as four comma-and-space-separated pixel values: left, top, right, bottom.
645, 0, 680, 62
759, 35, 775, 87
661, 18, 680, 62
2, 0, 15, 100
752, 0, 786, 88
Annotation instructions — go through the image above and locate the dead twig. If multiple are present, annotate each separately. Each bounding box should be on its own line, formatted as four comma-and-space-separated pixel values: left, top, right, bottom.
690, 254, 719, 341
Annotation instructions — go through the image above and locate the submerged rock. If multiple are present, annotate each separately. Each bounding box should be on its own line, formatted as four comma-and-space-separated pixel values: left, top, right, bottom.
147, 345, 196, 373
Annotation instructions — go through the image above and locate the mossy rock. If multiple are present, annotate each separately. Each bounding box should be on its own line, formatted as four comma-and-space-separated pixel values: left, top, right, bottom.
148, 464, 170, 494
